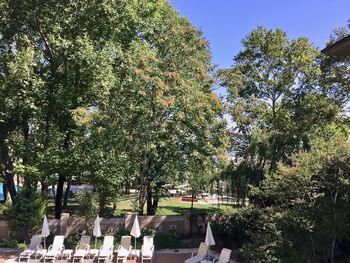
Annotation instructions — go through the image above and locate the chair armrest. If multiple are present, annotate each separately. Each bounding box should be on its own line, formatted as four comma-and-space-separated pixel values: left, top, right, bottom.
191, 251, 197, 257
212, 257, 219, 263
75, 245, 79, 252
117, 245, 121, 251
48, 245, 53, 251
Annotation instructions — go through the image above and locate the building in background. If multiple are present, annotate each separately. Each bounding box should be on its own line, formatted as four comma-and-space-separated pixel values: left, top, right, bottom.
322, 35, 350, 56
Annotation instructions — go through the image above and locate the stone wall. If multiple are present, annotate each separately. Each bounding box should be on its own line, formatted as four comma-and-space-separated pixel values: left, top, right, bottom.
0, 212, 206, 240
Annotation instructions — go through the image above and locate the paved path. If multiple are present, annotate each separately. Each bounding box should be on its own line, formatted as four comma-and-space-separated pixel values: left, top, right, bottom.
1, 248, 194, 263
1, 248, 233, 263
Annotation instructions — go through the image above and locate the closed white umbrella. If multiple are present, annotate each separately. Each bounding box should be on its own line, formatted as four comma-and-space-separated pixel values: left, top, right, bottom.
93, 215, 101, 248
130, 215, 141, 248
41, 215, 50, 249
205, 222, 215, 259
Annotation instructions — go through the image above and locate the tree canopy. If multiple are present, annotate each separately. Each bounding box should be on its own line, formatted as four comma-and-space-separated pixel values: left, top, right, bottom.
0, 0, 227, 218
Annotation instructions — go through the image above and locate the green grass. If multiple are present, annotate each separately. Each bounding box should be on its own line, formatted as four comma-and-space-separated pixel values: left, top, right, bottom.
47, 195, 236, 218
116, 196, 236, 215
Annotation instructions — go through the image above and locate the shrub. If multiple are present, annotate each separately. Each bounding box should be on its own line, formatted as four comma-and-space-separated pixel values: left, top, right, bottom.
167, 228, 179, 242
5, 188, 45, 236
0, 238, 18, 248
64, 234, 80, 249
141, 227, 156, 238
75, 191, 98, 218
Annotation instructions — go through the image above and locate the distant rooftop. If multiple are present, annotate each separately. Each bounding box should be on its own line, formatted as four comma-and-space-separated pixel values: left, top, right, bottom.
322, 35, 350, 57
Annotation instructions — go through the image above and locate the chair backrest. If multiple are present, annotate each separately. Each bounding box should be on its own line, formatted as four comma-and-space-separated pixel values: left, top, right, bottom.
102, 236, 114, 250
218, 248, 232, 263
28, 235, 42, 250
51, 236, 64, 251
78, 235, 91, 249
143, 236, 153, 250
120, 236, 131, 250
197, 242, 208, 257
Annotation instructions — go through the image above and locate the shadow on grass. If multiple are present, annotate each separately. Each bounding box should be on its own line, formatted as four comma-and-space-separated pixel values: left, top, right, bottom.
157, 205, 225, 215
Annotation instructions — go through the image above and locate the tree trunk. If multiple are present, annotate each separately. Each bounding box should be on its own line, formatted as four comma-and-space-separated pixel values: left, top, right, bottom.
191, 189, 195, 211
98, 195, 106, 217
0, 139, 17, 201
22, 116, 33, 192
138, 185, 145, 216
63, 179, 71, 209
41, 182, 48, 199
55, 175, 65, 219
146, 184, 153, 215
152, 195, 159, 215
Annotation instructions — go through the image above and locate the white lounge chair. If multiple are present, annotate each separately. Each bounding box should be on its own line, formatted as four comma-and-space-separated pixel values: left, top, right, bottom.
18, 235, 42, 262
98, 236, 114, 263
116, 235, 132, 262
184, 242, 208, 263
212, 248, 232, 263
141, 236, 154, 263
72, 235, 91, 263
44, 235, 65, 263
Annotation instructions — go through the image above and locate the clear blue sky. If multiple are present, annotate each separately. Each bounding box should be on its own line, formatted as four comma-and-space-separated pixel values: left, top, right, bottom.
169, 0, 350, 69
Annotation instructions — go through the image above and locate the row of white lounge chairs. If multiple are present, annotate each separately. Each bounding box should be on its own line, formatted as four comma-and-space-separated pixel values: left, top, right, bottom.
18, 234, 154, 263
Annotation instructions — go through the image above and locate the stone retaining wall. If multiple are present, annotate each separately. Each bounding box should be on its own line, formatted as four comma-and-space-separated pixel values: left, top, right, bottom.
0, 212, 206, 239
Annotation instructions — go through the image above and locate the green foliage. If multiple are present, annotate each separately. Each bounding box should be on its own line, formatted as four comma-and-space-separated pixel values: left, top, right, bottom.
240, 138, 350, 263
141, 227, 157, 238
5, 188, 45, 235
154, 228, 181, 249
64, 234, 81, 249
167, 228, 179, 242
0, 238, 18, 248
0, 0, 228, 217
219, 26, 340, 176
75, 191, 98, 219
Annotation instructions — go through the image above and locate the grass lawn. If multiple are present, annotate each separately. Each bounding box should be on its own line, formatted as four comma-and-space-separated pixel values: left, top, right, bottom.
47, 195, 237, 218
116, 196, 236, 215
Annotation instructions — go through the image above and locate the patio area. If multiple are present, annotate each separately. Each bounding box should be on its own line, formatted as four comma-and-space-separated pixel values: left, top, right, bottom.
0, 248, 228, 263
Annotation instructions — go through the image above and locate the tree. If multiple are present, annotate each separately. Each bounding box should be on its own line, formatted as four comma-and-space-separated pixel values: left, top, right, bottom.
217, 27, 340, 203
5, 188, 45, 238
243, 135, 350, 263
1, 0, 228, 218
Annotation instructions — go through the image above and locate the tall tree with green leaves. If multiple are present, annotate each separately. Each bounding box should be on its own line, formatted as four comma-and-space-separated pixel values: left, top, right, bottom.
218, 26, 339, 182
1, 0, 228, 218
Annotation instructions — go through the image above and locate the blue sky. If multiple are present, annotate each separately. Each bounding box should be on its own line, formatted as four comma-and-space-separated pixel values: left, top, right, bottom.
169, 0, 350, 69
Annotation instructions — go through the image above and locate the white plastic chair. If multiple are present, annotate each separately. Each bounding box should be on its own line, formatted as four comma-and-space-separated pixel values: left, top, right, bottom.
44, 235, 65, 263
72, 235, 91, 263
141, 236, 154, 263
184, 242, 208, 263
98, 236, 114, 263
18, 235, 42, 262
117, 235, 132, 262
212, 248, 232, 263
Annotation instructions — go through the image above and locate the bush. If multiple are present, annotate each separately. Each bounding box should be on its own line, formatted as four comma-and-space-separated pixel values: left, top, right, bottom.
75, 191, 98, 218
0, 238, 18, 248
141, 227, 156, 238
64, 234, 81, 249
167, 228, 179, 242
5, 188, 45, 236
